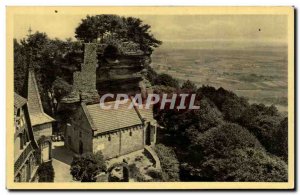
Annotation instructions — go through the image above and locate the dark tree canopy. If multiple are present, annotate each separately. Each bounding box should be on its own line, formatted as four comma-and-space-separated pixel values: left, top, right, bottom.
14, 32, 82, 115
75, 15, 162, 53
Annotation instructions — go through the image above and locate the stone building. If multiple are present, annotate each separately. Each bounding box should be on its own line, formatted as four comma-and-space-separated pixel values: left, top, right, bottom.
14, 93, 39, 182
27, 70, 55, 162
65, 100, 157, 159
61, 42, 157, 159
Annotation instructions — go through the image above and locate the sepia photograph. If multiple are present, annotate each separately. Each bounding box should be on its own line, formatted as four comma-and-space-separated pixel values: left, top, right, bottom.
6, 6, 294, 189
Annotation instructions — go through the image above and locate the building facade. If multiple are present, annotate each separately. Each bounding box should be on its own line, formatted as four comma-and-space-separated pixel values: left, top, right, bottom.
64, 100, 157, 159
27, 70, 55, 163
14, 93, 39, 182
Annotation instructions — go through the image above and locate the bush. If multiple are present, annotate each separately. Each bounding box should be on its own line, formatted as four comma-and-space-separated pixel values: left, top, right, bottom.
128, 164, 147, 182
146, 168, 163, 181
70, 151, 106, 182
37, 162, 55, 182
155, 144, 180, 181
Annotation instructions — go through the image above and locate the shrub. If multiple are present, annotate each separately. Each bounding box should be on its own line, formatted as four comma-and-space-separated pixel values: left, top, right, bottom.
70, 151, 106, 182
128, 164, 147, 182
146, 168, 163, 181
37, 161, 55, 182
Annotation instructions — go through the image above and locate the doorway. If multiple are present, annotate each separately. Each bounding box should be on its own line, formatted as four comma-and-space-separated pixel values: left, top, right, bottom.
145, 124, 151, 145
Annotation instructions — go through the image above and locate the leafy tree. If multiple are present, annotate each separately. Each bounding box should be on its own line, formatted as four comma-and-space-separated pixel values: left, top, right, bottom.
275, 117, 288, 161
180, 123, 287, 181
75, 15, 125, 43
37, 162, 55, 182
221, 96, 249, 122
75, 15, 162, 53
14, 39, 28, 95
181, 80, 197, 92
70, 151, 106, 182
14, 32, 83, 115
154, 73, 180, 88
188, 123, 262, 162
155, 144, 180, 181
200, 148, 288, 182
52, 77, 73, 101
239, 103, 286, 159
124, 16, 162, 53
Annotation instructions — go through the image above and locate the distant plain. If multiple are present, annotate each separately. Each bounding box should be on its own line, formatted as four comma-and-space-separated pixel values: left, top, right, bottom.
151, 43, 288, 114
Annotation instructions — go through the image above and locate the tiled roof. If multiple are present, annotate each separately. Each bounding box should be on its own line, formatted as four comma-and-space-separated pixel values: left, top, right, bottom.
30, 113, 55, 127
27, 71, 55, 126
14, 93, 27, 109
84, 99, 143, 134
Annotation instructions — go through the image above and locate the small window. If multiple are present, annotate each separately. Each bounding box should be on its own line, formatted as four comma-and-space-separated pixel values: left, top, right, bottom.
79, 132, 82, 138
19, 134, 23, 150
108, 136, 111, 141
129, 131, 132, 136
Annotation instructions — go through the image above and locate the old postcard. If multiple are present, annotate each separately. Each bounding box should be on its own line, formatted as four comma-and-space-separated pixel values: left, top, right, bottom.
6, 6, 294, 189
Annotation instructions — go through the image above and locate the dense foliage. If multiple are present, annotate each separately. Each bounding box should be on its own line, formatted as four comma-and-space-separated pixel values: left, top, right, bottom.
70, 152, 106, 182
14, 32, 82, 116
75, 15, 162, 53
151, 70, 288, 182
155, 144, 180, 181
37, 162, 55, 182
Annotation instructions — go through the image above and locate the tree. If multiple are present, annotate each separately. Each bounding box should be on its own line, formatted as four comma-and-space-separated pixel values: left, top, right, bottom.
75, 15, 125, 43
181, 80, 197, 92
154, 73, 180, 88
75, 15, 162, 53
155, 144, 180, 181
14, 32, 83, 115
200, 148, 288, 182
37, 162, 55, 182
188, 123, 262, 163
14, 39, 27, 95
239, 103, 286, 159
180, 123, 289, 181
275, 117, 288, 161
70, 152, 106, 182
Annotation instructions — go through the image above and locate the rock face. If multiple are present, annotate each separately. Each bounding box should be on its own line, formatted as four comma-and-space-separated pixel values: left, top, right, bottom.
60, 41, 152, 105
96, 42, 149, 98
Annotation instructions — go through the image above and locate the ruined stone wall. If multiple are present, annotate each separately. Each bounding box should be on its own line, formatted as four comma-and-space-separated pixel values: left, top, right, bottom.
73, 43, 99, 103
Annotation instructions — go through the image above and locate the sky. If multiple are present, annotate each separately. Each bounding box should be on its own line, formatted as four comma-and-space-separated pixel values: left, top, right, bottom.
13, 14, 287, 48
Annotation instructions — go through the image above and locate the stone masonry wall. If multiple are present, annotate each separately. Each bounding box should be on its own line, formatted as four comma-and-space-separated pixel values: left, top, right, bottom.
73, 43, 99, 103
93, 126, 144, 160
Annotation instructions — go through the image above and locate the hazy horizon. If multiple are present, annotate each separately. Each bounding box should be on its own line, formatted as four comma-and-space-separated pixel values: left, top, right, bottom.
14, 14, 287, 50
